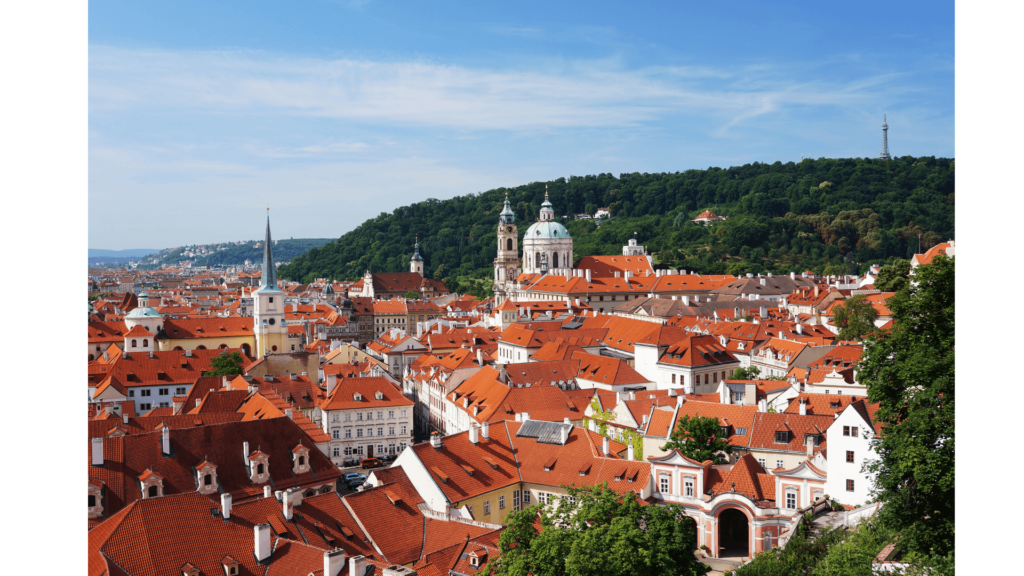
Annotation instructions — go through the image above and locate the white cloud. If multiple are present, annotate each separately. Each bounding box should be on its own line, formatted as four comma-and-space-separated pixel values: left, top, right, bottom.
89, 45, 897, 133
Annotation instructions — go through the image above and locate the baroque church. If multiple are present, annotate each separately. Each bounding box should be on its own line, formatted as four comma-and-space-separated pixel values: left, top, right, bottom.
493, 185, 574, 304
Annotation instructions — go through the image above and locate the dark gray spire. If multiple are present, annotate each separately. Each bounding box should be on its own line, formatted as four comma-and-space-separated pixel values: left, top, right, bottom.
260, 212, 279, 290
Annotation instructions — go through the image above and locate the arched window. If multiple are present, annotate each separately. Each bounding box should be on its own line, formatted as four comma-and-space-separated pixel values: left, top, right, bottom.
196, 345, 207, 350
142, 339, 148, 347
219, 344, 228, 349
298, 456, 305, 466
240, 343, 251, 356
535, 252, 541, 268
203, 474, 212, 486
257, 463, 265, 474
506, 238, 513, 251
148, 486, 157, 498
131, 339, 137, 347
173, 346, 184, 351
553, 252, 559, 268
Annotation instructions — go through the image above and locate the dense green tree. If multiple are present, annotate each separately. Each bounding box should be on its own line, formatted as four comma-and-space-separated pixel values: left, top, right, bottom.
203, 351, 246, 377
484, 483, 708, 576
276, 157, 954, 284
832, 294, 879, 341
861, 255, 955, 558
661, 415, 732, 463
402, 291, 420, 299
730, 366, 761, 380
873, 258, 911, 292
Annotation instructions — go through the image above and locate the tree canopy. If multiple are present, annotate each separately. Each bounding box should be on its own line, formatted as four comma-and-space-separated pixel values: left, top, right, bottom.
861, 255, 955, 558
484, 483, 708, 576
872, 258, 911, 292
202, 351, 246, 377
277, 157, 955, 290
833, 294, 880, 341
661, 414, 732, 463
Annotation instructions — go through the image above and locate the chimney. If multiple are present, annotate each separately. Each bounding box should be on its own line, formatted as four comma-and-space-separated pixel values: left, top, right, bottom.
185, 349, 192, 358
677, 395, 685, 407
286, 408, 294, 420
806, 436, 815, 458
430, 432, 442, 449
122, 412, 129, 425
614, 271, 620, 278
588, 419, 597, 433
627, 443, 635, 461
799, 398, 808, 416
602, 436, 610, 456
585, 269, 592, 282
625, 271, 632, 279
255, 524, 272, 562
481, 421, 489, 440
283, 487, 301, 520
559, 425, 570, 445
681, 296, 690, 306
814, 285, 819, 297
349, 556, 367, 576
641, 414, 648, 427
790, 272, 796, 280
326, 373, 337, 396
796, 323, 803, 335
760, 306, 767, 319
671, 295, 678, 301
476, 348, 483, 366
264, 485, 272, 498
243, 441, 250, 460
522, 412, 530, 422
758, 398, 768, 413
469, 425, 479, 445
324, 549, 347, 576
161, 426, 171, 455
221, 493, 233, 520
760, 278, 766, 286
92, 437, 104, 466
629, 391, 636, 401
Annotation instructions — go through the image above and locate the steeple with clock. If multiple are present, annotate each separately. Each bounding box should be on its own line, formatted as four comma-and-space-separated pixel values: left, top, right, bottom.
493, 193, 521, 305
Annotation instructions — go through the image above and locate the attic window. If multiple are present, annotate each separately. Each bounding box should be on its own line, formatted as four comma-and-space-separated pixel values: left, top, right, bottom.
543, 457, 556, 471
774, 431, 790, 443
461, 464, 476, 476
431, 466, 449, 483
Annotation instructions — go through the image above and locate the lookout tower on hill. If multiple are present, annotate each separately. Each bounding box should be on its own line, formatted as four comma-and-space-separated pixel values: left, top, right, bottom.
880, 114, 891, 161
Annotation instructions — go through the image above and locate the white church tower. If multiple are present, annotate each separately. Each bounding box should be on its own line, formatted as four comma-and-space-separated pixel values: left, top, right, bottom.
493, 194, 521, 305
410, 237, 424, 275
522, 185, 573, 275
253, 211, 287, 357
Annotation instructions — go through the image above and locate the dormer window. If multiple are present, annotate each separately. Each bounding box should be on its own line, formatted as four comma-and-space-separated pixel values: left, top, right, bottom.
248, 450, 270, 484
138, 469, 164, 499
774, 431, 790, 443
88, 480, 104, 519
292, 444, 311, 475
353, 392, 362, 401
221, 555, 240, 576
180, 562, 201, 576
196, 461, 219, 495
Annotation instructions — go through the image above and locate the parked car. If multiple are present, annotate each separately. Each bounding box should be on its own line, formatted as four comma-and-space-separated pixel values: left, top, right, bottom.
360, 458, 383, 469
343, 472, 366, 482
346, 478, 366, 490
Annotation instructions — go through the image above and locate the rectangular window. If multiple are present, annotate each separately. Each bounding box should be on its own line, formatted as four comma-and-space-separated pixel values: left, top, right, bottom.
388, 410, 394, 419
851, 426, 859, 437
499, 495, 505, 510
377, 427, 384, 436
401, 425, 407, 434
522, 491, 531, 504
704, 374, 709, 384
332, 429, 340, 439
158, 388, 168, 395
333, 447, 340, 457
345, 413, 351, 421
513, 490, 521, 510
159, 402, 169, 408
357, 413, 363, 421
843, 426, 850, 436
389, 426, 395, 435
659, 473, 670, 494
140, 403, 151, 411
357, 429, 363, 438
713, 372, 718, 383
774, 431, 788, 443
129, 390, 135, 397
484, 500, 491, 515
786, 491, 796, 509
846, 450, 855, 463
175, 387, 186, 395
367, 428, 374, 437
776, 459, 784, 469
345, 429, 352, 438
467, 505, 474, 516
367, 412, 372, 420
685, 478, 694, 497
377, 411, 384, 420
758, 458, 766, 468
846, 479, 855, 491
537, 492, 548, 505
141, 390, 151, 397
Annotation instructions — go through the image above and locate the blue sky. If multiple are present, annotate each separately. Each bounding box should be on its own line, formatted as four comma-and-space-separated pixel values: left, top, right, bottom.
89, 0, 954, 250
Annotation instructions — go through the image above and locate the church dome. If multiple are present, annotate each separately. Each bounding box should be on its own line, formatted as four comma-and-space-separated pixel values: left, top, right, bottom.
126, 306, 163, 319
524, 220, 572, 240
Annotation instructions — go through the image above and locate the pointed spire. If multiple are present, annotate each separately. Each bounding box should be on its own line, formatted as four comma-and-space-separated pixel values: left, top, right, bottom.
259, 210, 279, 291
412, 236, 422, 262
499, 192, 515, 224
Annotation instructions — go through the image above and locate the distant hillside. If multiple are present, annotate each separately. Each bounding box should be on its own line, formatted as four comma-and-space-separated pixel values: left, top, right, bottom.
89, 248, 160, 258
90, 239, 336, 269
277, 156, 954, 296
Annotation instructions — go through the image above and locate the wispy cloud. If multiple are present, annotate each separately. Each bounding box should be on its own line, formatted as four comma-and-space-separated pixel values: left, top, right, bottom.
90, 46, 900, 134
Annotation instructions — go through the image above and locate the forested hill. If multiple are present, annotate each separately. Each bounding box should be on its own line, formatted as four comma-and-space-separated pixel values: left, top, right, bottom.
277, 156, 954, 294
128, 238, 335, 269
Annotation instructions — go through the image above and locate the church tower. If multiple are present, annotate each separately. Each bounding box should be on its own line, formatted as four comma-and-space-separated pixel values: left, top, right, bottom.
253, 211, 287, 358
493, 193, 521, 305
410, 237, 424, 275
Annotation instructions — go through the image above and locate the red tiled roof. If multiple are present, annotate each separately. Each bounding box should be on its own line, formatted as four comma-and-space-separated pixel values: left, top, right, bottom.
572, 351, 651, 386
320, 377, 414, 410
160, 317, 255, 339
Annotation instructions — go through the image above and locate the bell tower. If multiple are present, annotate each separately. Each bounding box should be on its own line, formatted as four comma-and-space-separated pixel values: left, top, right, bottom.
410, 237, 424, 275
494, 193, 521, 304
253, 210, 287, 357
